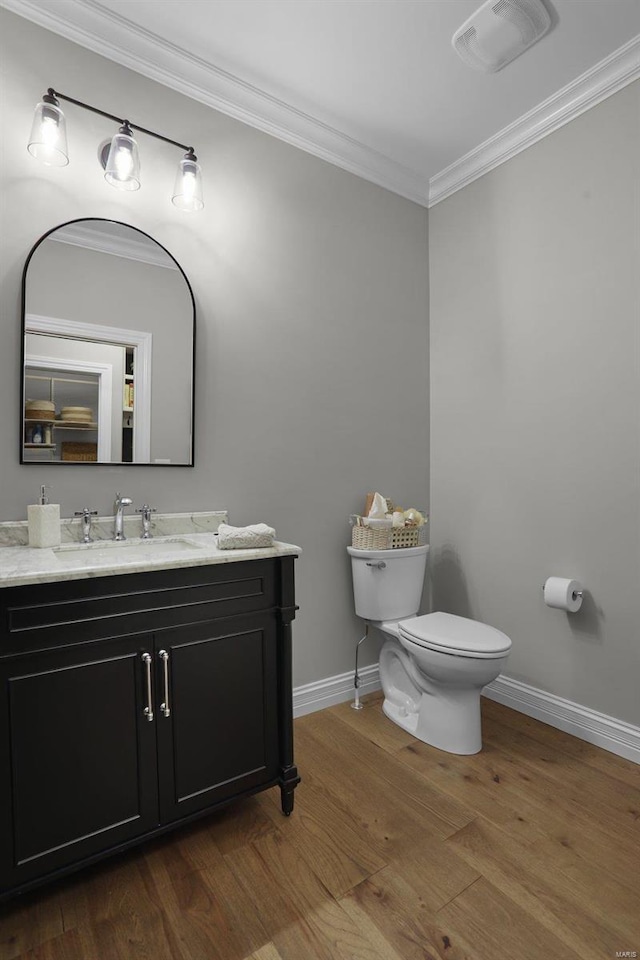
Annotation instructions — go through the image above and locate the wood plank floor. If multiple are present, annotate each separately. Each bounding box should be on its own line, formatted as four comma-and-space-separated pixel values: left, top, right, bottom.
1, 694, 639, 960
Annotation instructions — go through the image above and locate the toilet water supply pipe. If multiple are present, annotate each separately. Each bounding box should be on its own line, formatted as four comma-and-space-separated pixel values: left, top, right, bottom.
351, 623, 369, 710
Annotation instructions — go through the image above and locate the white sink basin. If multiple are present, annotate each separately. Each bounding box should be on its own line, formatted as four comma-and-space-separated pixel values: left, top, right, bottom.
53, 537, 203, 566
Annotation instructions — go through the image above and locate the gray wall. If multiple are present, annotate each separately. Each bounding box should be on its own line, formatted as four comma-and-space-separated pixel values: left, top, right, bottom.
0, 10, 430, 687
429, 81, 640, 726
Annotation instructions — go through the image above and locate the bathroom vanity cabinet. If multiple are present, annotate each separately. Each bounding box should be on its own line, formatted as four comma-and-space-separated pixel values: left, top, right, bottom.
0, 556, 299, 900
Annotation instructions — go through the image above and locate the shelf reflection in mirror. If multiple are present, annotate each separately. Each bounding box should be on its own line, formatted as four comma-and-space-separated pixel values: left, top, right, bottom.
21, 219, 195, 465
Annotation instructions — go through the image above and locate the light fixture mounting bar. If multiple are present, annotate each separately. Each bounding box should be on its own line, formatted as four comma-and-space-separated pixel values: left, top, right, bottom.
47, 88, 193, 153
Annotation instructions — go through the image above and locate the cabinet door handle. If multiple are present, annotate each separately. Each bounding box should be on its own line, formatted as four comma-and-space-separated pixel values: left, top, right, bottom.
159, 649, 171, 718
142, 652, 154, 722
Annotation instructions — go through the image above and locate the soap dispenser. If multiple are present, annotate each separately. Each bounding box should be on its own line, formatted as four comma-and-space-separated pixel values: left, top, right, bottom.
28, 485, 61, 548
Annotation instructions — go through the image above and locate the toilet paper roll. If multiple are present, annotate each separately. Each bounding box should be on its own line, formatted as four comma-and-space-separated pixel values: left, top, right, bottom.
543, 577, 583, 613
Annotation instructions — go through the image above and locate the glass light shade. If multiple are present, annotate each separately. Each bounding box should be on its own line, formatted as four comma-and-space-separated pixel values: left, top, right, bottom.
104, 125, 141, 191
27, 99, 69, 167
172, 152, 203, 212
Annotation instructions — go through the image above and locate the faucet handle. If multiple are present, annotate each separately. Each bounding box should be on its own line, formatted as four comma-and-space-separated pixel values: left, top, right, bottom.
137, 505, 156, 539
74, 508, 98, 544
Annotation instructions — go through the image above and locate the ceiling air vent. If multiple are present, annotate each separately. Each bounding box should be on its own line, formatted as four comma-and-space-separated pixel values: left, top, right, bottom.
452, 0, 552, 73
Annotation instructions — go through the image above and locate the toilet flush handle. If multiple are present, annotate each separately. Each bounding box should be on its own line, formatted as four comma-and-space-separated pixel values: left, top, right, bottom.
366, 561, 386, 569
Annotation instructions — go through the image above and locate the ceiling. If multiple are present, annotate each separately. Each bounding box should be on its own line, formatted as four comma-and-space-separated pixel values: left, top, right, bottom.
3, 0, 640, 204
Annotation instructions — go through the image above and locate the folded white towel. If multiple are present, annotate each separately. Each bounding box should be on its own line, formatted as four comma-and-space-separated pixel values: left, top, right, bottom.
217, 522, 276, 550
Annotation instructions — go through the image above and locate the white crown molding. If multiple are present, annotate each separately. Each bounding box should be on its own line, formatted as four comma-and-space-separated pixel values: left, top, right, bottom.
49, 222, 178, 269
429, 35, 640, 206
484, 675, 640, 765
0, 0, 430, 206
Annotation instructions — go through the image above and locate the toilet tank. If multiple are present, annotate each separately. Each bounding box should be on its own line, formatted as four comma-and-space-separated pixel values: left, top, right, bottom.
347, 544, 429, 622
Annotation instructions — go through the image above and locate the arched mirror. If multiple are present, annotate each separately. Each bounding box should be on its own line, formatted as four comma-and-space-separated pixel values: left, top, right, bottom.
21, 219, 195, 466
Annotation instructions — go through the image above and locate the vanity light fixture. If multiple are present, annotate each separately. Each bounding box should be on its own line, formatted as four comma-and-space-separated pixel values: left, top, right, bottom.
27, 88, 204, 211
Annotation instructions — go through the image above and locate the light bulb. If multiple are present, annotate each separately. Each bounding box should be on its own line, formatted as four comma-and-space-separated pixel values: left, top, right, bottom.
114, 144, 133, 180
104, 122, 140, 191
182, 170, 196, 202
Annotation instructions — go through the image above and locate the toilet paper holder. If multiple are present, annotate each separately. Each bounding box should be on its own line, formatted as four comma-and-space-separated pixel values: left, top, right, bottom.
541, 583, 583, 600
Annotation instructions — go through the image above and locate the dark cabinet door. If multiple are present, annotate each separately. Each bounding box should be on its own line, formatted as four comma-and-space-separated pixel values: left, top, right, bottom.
0, 636, 159, 891
156, 612, 279, 823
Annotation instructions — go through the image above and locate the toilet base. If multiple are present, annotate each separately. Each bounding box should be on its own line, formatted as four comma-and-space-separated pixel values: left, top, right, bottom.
379, 638, 484, 755
382, 690, 482, 755
382, 697, 419, 736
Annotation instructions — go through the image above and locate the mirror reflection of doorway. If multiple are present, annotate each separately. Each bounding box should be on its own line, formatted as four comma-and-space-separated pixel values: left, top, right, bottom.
23, 354, 113, 462
23, 315, 151, 463
122, 346, 134, 463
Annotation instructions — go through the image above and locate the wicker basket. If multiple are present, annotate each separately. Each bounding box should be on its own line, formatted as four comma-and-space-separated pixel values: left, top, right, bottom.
350, 521, 427, 551
24, 409, 56, 422
61, 441, 98, 462
25, 400, 56, 422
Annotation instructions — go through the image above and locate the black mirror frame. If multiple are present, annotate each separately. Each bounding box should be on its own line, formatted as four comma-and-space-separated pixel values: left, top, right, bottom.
20, 217, 196, 468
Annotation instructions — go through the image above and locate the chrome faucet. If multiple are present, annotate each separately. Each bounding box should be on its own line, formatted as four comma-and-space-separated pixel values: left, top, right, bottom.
114, 492, 133, 541
74, 507, 98, 544
137, 504, 156, 539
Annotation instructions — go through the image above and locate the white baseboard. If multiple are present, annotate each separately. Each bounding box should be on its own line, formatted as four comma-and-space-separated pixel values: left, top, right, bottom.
293, 665, 640, 765
293, 664, 381, 718
484, 675, 640, 765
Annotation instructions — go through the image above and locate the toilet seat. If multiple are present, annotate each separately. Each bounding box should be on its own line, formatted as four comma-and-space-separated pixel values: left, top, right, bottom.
399, 612, 511, 660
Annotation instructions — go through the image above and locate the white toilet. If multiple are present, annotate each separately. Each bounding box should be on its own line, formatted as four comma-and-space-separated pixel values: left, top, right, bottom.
347, 544, 512, 755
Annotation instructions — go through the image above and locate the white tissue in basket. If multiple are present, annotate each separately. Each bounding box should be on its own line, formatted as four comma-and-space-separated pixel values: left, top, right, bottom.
367, 492, 389, 520
363, 517, 393, 529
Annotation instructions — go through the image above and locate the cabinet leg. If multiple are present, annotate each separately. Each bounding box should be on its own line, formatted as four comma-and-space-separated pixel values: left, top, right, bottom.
279, 764, 300, 816
281, 788, 294, 816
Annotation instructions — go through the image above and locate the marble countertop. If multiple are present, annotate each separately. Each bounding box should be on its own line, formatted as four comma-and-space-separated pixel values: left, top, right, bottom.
0, 533, 301, 589
0, 512, 299, 588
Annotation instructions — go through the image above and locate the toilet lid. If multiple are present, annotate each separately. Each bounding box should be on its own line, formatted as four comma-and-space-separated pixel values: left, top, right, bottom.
399, 612, 512, 658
